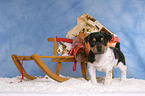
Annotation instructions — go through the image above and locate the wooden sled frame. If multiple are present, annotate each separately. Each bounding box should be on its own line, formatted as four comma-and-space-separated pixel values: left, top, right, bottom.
12, 37, 88, 82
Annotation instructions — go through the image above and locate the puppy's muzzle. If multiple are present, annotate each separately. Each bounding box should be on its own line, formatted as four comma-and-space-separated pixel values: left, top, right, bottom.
97, 45, 102, 52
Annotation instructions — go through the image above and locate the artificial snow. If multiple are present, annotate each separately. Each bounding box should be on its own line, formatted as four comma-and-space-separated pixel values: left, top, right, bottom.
0, 76, 145, 96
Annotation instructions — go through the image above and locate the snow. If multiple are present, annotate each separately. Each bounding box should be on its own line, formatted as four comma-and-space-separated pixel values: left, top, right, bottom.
1, 76, 145, 96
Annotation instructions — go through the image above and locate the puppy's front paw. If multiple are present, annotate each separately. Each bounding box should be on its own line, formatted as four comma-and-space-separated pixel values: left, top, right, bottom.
90, 79, 98, 85
92, 81, 98, 85
121, 78, 127, 83
104, 79, 112, 85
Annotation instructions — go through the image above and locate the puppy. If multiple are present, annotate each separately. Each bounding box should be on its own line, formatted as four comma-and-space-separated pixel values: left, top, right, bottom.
84, 32, 127, 85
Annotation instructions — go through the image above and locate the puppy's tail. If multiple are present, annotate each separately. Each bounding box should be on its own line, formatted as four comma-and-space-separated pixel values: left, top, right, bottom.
115, 42, 120, 50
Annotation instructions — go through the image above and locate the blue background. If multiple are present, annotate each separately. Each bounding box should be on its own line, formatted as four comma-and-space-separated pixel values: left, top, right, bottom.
0, 0, 145, 79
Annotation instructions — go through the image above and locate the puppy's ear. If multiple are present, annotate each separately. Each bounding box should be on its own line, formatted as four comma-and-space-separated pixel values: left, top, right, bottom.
102, 32, 112, 42
84, 35, 90, 43
107, 33, 112, 42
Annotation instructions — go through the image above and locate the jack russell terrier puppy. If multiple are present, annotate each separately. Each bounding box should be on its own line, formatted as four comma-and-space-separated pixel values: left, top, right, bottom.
84, 32, 127, 85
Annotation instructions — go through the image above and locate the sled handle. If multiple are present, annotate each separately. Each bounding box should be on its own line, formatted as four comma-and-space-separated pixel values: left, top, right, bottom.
48, 38, 57, 56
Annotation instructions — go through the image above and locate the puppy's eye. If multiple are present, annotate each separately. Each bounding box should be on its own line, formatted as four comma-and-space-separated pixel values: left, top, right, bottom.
101, 38, 104, 41
93, 38, 96, 41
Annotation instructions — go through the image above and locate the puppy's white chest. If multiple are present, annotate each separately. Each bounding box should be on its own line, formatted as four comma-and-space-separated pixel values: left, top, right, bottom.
89, 48, 116, 72
93, 57, 108, 72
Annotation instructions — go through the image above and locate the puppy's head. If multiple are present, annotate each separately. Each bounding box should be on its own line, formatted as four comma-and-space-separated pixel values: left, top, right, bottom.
84, 32, 112, 54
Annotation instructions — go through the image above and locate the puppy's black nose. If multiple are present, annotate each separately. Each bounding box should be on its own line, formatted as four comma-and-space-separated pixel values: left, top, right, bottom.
97, 46, 102, 52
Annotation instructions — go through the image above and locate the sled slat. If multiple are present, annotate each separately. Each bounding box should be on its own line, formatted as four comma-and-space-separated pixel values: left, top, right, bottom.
40, 56, 74, 59
47, 38, 56, 42
16, 56, 33, 61
52, 58, 74, 62
15, 56, 74, 60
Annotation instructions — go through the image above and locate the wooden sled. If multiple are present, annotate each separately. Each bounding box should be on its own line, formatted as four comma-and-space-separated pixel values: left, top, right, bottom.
12, 32, 119, 82
12, 37, 88, 82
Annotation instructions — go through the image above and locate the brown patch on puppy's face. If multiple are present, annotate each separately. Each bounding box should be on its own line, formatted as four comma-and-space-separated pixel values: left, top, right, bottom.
90, 41, 107, 54
84, 32, 112, 54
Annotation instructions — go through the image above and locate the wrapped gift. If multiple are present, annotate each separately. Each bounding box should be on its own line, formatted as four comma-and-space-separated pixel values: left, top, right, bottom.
57, 42, 72, 56
66, 13, 117, 39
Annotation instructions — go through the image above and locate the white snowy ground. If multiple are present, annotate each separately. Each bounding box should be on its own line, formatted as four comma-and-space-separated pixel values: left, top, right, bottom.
0, 76, 145, 96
